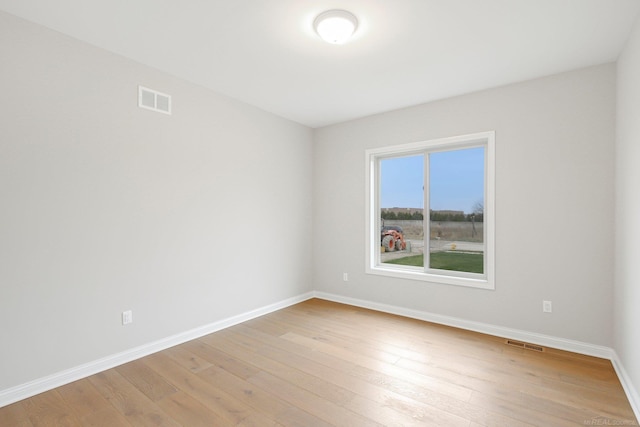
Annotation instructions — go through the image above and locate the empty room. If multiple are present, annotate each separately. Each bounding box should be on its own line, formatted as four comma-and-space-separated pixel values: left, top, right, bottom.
1, 0, 640, 425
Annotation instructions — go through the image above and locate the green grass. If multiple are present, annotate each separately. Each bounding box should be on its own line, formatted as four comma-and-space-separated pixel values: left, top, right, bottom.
385, 251, 483, 274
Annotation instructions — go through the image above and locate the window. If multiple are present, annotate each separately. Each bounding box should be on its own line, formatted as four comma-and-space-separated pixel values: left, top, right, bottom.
366, 131, 495, 289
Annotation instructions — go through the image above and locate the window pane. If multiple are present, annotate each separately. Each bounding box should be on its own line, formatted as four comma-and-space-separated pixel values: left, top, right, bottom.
379, 154, 424, 267
428, 147, 484, 274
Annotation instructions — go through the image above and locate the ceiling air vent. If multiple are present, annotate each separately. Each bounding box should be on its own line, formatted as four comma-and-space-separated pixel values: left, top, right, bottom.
138, 86, 171, 115
506, 339, 544, 352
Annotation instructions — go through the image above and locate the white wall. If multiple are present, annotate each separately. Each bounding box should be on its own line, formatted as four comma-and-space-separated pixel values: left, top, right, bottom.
0, 11, 313, 391
615, 13, 640, 408
313, 64, 616, 346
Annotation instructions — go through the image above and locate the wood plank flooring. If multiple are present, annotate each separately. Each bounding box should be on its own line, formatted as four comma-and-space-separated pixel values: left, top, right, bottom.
1, 299, 637, 426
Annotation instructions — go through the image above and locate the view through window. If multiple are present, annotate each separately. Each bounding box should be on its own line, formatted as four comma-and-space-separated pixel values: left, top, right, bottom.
367, 132, 494, 289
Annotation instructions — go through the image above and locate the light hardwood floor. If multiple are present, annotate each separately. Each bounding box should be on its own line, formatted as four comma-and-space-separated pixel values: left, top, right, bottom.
0, 299, 637, 426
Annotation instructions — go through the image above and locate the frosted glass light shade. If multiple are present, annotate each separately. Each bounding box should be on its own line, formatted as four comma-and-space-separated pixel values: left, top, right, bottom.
314, 10, 358, 44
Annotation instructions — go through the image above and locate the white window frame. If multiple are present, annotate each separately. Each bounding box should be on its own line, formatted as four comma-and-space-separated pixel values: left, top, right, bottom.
365, 131, 495, 290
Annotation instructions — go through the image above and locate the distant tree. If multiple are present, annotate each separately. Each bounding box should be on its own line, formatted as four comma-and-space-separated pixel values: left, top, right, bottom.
430, 211, 466, 222
471, 200, 484, 222
381, 210, 397, 220
397, 211, 412, 220
430, 211, 444, 221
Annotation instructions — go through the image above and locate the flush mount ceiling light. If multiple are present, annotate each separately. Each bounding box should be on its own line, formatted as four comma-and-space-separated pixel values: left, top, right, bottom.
314, 9, 358, 44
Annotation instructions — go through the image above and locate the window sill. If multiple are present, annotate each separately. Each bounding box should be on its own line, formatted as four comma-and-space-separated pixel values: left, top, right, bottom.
366, 264, 495, 290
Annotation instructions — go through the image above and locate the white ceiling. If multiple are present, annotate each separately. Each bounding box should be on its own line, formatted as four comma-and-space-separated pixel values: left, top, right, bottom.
2, 0, 640, 128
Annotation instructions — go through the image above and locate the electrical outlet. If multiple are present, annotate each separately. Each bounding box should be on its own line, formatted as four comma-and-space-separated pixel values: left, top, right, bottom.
343, 273, 349, 282
122, 310, 133, 325
542, 301, 552, 313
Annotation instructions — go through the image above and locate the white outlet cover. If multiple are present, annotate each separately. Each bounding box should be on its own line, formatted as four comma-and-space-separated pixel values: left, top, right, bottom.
122, 310, 133, 325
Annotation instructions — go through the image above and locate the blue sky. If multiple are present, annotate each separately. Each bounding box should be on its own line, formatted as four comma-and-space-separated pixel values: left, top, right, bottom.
380, 147, 484, 213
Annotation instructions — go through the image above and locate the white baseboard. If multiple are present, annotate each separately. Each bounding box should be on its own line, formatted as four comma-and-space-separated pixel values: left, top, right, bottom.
2, 290, 639, 423
313, 291, 613, 358
313, 291, 640, 420
611, 351, 640, 423
0, 291, 315, 408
